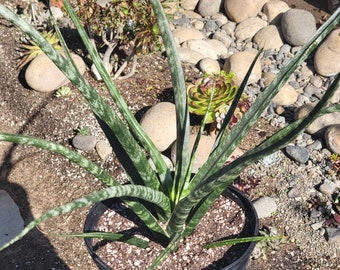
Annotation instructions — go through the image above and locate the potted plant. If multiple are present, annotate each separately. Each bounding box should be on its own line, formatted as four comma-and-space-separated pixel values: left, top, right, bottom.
0, 1, 339, 269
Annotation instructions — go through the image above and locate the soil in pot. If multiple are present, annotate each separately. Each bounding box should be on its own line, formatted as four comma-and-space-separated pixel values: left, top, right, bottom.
84, 187, 258, 270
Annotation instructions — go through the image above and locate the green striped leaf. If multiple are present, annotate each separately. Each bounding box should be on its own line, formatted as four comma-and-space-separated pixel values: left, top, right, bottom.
62, 232, 149, 249
0, 185, 170, 251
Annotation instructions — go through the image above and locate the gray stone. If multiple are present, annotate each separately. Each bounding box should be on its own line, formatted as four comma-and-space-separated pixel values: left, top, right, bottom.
326, 227, 340, 244
140, 102, 177, 152
252, 196, 278, 218
281, 9, 316, 46
285, 145, 309, 164
287, 187, 300, 198
314, 29, 340, 77
0, 190, 24, 246
72, 135, 97, 151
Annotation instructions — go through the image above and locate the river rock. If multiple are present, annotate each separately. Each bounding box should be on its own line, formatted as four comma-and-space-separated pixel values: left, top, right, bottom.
252, 196, 277, 218
211, 31, 234, 48
263, 0, 290, 25
295, 103, 340, 136
72, 135, 97, 151
177, 47, 205, 64
253, 25, 284, 50
170, 134, 243, 173
223, 50, 262, 85
25, 52, 86, 92
314, 29, 340, 77
285, 145, 309, 164
324, 124, 340, 154
272, 82, 298, 106
0, 190, 24, 246
224, 0, 269, 23
140, 102, 177, 152
96, 140, 112, 160
172, 27, 206, 44
199, 58, 221, 74
198, 0, 222, 17
206, 38, 230, 58
319, 179, 337, 196
281, 9, 316, 46
181, 0, 199, 10
234, 17, 267, 41
182, 39, 218, 59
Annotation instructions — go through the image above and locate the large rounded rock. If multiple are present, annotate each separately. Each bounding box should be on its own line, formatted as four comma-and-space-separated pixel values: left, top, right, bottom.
198, 0, 222, 17
182, 39, 218, 59
25, 52, 86, 92
170, 134, 243, 173
206, 38, 230, 58
281, 9, 316, 46
314, 29, 340, 77
224, 0, 269, 23
325, 125, 340, 155
172, 27, 205, 44
181, 0, 199, 10
253, 25, 284, 50
223, 50, 262, 85
234, 17, 267, 41
177, 47, 205, 64
140, 102, 177, 152
295, 103, 340, 136
263, 0, 290, 25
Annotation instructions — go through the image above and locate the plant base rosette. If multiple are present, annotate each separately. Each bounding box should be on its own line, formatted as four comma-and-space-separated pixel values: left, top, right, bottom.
84, 186, 258, 270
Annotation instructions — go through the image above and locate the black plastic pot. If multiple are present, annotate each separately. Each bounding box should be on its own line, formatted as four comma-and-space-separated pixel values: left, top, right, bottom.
84, 186, 258, 270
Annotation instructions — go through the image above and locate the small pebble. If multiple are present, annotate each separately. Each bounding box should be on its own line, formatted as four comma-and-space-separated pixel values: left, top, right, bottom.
252, 196, 277, 218
287, 188, 300, 198
72, 135, 97, 151
319, 179, 337, 195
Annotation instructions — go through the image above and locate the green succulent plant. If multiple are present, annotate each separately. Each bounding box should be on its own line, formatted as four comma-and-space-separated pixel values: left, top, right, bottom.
187, 71, 239, 124
0, 1, 339, 269
18, 30, 61, 68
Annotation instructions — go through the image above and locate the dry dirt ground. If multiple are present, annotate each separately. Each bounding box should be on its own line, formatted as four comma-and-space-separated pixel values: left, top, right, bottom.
0, 0, 338, 270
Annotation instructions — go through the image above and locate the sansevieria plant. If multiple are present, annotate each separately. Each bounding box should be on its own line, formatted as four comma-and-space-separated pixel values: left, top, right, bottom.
0, 1, 339, 269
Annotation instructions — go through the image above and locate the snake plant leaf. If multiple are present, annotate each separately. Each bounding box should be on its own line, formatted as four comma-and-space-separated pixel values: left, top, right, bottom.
0, 184, 170, 251
62, 232, 149, 249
